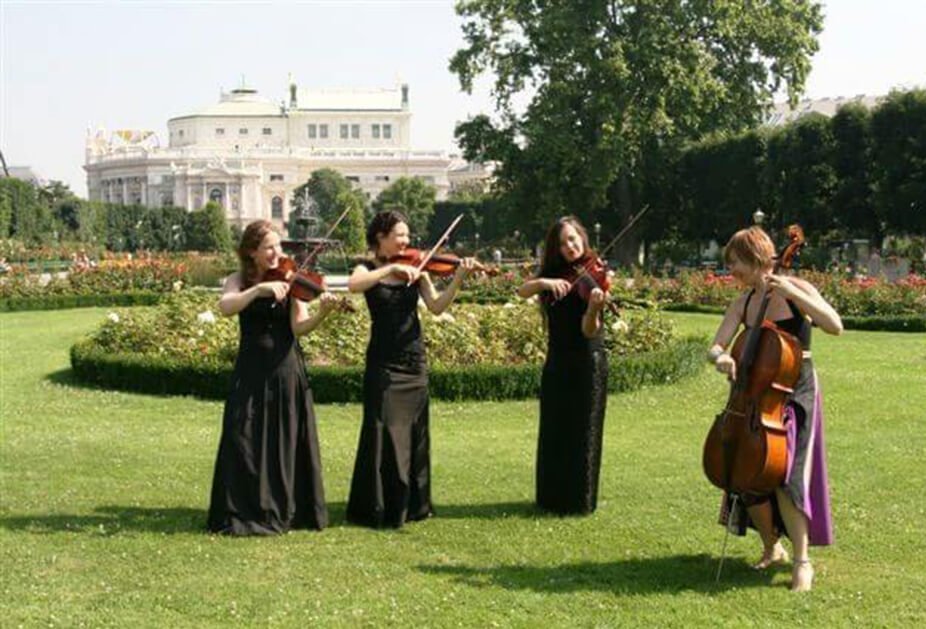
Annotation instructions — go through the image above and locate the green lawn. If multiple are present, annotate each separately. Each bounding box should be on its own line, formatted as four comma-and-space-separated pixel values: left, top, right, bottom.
1, 308, 924, 627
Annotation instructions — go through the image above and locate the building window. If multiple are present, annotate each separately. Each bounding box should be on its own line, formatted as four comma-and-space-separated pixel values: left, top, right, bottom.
269, 174, 284, 182
307, 124, 317, 139
209, 188, 224, 206
351, 124, 360, 139
375, 175, 390, 182
383, 124, 392, 139
178, 129, 184, 138
239, 128, 248, 135
271, 196, 283, 219
215, 128, 225, 136
372, 124, 381, 139
262, 127, 272, 136
319, 124, 328, 139
346, 176, 360, 183
340, 124, 349, 139
160, 193, 173, 207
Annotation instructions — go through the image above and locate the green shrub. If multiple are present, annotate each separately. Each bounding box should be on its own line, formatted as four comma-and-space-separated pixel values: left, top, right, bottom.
82, 292, 678, 368
0, 291, 163, 312
70, 336, 706, 403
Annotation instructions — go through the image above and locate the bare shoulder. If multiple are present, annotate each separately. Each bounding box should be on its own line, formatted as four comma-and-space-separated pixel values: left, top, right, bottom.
727, 290, 749, 315
223, 271, 244, 291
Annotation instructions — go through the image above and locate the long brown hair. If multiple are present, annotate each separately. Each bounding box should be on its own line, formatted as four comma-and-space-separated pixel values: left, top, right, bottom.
237, 219, 276, 288
539, 215, 592, 278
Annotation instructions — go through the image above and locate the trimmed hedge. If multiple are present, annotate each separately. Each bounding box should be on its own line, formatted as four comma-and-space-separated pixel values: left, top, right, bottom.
0, 291, 164, 312
70, 336, 706, 403
840, 314, 926, 332
660, 303, 926, 332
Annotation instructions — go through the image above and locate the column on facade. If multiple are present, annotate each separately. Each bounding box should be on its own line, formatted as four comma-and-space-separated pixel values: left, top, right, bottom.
122, 179, 128, 204
186, 182, 193, 211
141, 180, 148, 207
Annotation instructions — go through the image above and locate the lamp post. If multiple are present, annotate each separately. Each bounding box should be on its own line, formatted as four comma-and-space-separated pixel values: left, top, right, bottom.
474, 232, 480, 253
752, 209, 766, 226
594, 222, 601, 250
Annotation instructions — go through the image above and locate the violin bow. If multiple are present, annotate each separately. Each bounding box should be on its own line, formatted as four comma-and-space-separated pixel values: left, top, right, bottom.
297, 204, 355, 272
413, 213, 464, 275
596, 204, 650, 260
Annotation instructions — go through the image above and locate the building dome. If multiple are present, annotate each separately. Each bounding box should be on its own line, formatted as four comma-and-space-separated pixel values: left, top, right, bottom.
171, 87, 280, 119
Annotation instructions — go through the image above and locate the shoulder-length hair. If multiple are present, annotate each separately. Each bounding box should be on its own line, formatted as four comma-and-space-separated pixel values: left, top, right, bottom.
723, 226, 775, 270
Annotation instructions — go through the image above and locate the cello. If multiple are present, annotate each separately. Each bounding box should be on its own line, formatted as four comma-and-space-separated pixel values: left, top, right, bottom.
702, 225, 807, 496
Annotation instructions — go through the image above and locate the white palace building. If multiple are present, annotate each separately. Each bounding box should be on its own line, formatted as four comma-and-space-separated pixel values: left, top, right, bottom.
85, 78, 484, 226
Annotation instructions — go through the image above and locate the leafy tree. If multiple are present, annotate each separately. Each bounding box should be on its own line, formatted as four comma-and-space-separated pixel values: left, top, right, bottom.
451, 0, 823, 264
290, 168, 367, 250
763, 113, 837, 241
373, 177, 437, 241
334, 189, 367, 254
0, 178, 53, 244
830, 103, 878, 241
870, 89, 926, 236
186, 201, 232, 252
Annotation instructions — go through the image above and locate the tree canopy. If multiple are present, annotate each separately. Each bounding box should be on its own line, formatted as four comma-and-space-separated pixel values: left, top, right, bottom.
451, 0, 824, 252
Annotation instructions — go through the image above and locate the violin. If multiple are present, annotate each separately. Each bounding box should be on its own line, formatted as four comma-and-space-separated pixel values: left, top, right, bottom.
702, 225, 807, 495
542, 253, 621, 316
389, 248, 499, 278
262, 256, 355, 312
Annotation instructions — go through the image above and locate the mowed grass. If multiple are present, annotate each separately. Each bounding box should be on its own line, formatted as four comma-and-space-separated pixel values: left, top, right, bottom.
1, 308, 924, 627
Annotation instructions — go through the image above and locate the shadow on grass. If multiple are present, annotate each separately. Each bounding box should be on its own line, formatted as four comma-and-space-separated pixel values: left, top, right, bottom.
45, 368, 104, 392
0, 506, 205, 535
435, 501, 539, 520
420, 554, 781, 594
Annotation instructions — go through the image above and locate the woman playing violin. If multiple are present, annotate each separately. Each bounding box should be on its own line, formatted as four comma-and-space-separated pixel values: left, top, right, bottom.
207, 220, 338, 535
345, 210, 477, 528
517, 216, 609, 515
708, 226, 841, 591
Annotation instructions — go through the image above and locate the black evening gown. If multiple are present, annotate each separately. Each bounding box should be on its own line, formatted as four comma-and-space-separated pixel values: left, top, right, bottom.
207, 296, 328, 535
347, 265, 433, 528
536, 291, 609, 514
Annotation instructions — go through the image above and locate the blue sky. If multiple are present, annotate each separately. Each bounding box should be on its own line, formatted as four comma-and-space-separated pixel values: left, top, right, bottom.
2, 0, 924, 196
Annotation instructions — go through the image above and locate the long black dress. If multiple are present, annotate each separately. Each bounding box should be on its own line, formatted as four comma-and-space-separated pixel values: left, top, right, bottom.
207, 295, 328, 535
346, 264, 433, 528
537, 291, 609, 514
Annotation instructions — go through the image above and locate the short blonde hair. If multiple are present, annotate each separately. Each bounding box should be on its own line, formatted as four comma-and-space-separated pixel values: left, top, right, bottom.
724, 226, 775, 269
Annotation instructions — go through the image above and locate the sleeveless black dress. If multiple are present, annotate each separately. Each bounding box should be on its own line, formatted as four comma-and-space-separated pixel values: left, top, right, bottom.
537, 291, 609, 514
346, 263, 433, 528
207, 295, 328, 535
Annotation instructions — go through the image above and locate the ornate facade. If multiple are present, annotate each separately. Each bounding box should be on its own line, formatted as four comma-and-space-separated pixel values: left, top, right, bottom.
85, 79, 481, 227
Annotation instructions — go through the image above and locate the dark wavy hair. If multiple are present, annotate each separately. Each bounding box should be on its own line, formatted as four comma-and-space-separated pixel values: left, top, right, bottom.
237, 219, 276, 288
539, 215, 592, 278
366, 210, 409, 254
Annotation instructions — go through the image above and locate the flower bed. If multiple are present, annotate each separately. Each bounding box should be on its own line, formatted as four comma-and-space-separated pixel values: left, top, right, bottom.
69, 291, 703, 402
0, 252, 235, 310
455, 269, 926, 328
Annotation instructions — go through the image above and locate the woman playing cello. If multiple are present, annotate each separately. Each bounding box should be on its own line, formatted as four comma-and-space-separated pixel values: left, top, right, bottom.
708, 226, 841, 591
